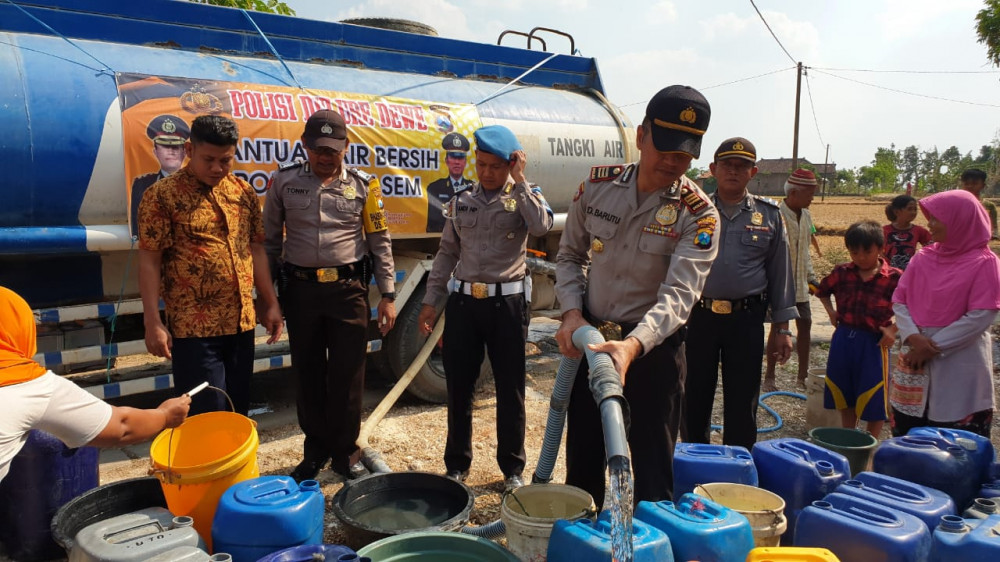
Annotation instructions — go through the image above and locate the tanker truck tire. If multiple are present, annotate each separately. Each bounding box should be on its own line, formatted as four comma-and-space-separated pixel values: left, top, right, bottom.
385, 281, 492, 403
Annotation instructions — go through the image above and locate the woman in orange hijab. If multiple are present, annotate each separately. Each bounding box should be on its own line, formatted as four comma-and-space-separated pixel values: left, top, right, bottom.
1, 286, 191, 482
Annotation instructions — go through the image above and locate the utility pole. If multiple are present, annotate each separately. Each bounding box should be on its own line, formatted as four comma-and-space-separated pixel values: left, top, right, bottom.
821, 143, 830, 202
791, 62, 802, 170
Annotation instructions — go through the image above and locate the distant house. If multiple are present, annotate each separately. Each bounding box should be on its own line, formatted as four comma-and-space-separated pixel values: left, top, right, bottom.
749, 158, 836, 196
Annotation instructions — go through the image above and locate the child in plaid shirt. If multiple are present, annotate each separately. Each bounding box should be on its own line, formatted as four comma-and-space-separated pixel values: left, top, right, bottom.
815, 220, 902, 438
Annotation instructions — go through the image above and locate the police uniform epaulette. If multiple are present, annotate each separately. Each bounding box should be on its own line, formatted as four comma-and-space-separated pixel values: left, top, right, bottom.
277, 160, 304, 171
680, 184, 709, 213
753, 194, 780, 208
347, 168, 374, 184
589, 164, 627, 182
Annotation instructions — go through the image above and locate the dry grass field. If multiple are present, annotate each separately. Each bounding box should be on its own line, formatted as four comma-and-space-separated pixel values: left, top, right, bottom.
807, 194, 1000, 277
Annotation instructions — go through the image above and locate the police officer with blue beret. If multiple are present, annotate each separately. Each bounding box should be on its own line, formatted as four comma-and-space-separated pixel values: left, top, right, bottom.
682, 137, 796, 451
130, 114, 190, 236
418, 125, 553, 492
426, 132, 475, 232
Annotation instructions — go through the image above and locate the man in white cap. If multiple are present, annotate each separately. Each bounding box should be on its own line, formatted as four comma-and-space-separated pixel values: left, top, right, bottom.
764, 168, 818, 392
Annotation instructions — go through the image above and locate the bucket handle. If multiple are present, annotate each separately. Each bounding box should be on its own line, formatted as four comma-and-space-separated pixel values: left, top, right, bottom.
149, 385, 240, 484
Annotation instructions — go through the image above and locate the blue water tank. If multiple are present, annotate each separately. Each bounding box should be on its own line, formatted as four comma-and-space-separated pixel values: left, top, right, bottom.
547, 510, 673, 562
796, 493, 931, 560
834, 471, 955, 531
634, 493, 754, 562
751, 438, 850, 543
0, 430, 98, 561
931, 514, 1000, 561
673, 443, 758, 498
212, 476, 324, 561
873, 435, 979, 509
908, 427, 995, 483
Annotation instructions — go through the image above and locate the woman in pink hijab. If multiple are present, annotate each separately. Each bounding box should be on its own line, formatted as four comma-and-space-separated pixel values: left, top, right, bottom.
890, 189, 1000, 437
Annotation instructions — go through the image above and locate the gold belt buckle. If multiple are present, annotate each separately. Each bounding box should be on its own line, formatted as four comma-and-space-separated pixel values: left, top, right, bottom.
316, 267, 339, 283
596, 321, 623, 342
710, 299, 732, 314
470, 282, 489, 299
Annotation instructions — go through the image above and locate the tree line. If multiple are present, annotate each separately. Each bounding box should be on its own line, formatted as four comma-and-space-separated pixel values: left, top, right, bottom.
829, 142, 1000, 196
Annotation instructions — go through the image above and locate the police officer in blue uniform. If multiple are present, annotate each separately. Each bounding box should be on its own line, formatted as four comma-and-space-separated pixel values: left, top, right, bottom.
130, 114, 190, 236
682, 137, 796, 451
418, 125, 553, 492
426, 132, 475, 232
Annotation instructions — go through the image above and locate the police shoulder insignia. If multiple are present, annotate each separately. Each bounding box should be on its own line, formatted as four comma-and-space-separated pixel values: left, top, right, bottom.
618, 163, 636, 184
755, 194, 780, 208
590, 164, 626, 182
573, 182, 586, 202
277, 160, 304, 172
680, 185, 709, 213
348, 168, 374, 184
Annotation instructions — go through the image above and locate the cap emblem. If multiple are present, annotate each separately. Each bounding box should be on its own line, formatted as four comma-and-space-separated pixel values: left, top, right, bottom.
452, 137, 462, 148
733, 141, 744, 151
679, 106, 697, 124
161, 119, 176, 134
321, 123, 333, 135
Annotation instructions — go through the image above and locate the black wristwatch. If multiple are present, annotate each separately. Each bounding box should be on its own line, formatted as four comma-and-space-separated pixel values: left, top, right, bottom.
381, 292, 396, 301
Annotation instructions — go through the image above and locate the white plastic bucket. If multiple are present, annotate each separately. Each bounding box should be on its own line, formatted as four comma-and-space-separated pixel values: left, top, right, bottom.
694, 482, 787, 547
805, 368, 842, 430
500, 484, 595, 562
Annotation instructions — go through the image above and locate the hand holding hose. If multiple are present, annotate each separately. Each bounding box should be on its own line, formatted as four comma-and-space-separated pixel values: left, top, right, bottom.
556, 309, 588, 359
586, 336, 642, 385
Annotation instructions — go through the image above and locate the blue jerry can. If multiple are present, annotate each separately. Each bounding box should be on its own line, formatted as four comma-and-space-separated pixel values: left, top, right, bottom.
673, 442, 758, 498
547, 509, 673, 562
751, 438, 850, 542
634, 493, 754, 562
212, 476, 324, 561
796, 493, 931, 561
873, 435, 979, 509
834, 471, 955, 531
931, 513, 1000, 561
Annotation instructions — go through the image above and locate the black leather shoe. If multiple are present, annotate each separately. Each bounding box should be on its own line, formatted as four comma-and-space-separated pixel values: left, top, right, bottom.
290, 457, 326, 483
445, 470, 469, 483
504, 474, 524, 493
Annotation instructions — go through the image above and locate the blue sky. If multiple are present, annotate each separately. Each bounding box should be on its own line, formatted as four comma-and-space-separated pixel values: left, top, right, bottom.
283, 0, 1000, 172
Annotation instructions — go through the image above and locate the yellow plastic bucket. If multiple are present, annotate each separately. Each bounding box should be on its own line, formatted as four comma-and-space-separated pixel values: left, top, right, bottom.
694, 483, 787, 547
746, 546, 841, 561
149, 411, 259, 552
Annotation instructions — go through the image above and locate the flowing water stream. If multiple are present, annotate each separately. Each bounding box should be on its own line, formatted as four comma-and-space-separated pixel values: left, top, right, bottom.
608, 455, 634, 562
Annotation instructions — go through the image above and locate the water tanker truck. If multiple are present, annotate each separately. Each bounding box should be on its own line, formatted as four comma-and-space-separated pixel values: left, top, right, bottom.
0, 0, 636, 402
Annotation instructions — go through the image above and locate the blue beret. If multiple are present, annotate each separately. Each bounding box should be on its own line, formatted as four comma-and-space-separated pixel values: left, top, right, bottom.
474, 125, 522, 161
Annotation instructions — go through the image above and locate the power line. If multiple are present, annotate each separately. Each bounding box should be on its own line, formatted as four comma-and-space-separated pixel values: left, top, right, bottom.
700, 66, 795, 90
810, 68, 1000, 108
750, 0, 796, 65
617, 66, 795, 109
808, 66, 1000, 75
803, 68, 825, 147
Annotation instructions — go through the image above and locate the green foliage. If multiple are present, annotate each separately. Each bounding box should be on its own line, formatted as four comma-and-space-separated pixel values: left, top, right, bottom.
977, 0, 1000, 67
189, 0, 295, 16
685, 167, 704, 180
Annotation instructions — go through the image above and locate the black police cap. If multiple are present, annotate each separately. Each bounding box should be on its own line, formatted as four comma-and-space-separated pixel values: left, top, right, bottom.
645, 85, 711, 158
442, 132, 470, 153
146, 114, 190, 146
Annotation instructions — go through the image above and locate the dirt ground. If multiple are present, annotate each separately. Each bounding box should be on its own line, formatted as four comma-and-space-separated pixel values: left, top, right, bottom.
3, 196, 999, 560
